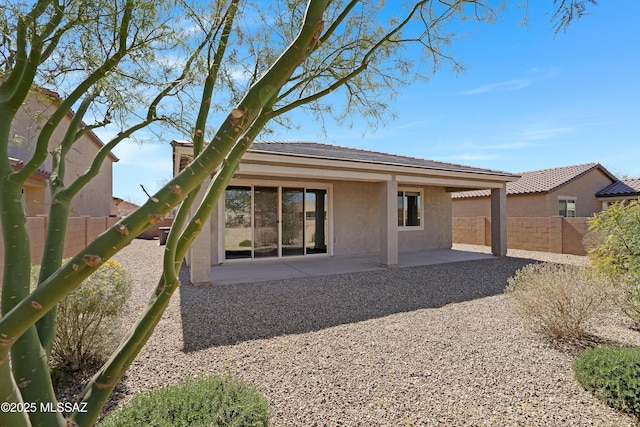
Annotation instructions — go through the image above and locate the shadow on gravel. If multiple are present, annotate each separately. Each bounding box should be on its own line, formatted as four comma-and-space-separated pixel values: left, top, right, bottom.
179, 257, 537, 352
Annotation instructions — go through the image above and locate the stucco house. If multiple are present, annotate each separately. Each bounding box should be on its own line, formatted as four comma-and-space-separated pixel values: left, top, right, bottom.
9, 88, 118, 217
111, 197, 140, 217
172, 141, 519, 284
452, 163, 618, 219
596, 178, 640, 207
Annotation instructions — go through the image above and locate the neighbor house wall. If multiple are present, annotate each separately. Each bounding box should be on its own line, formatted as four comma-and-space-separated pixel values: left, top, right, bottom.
23, 184, 47, 216
546, 169, 614, 217
453, 168, 615, 220
64, 136, 113, 216
9, 91, 115, 217
506, 194, 549, 217
453, 193, 549, 218
451, 196, 490, 217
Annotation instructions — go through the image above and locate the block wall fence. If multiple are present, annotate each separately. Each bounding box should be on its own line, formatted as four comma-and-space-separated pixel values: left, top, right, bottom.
0, 216, 119, 278
452, 216, 590, 256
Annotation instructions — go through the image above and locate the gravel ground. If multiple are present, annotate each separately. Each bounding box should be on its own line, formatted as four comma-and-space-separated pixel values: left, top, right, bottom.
97, 239, 640, 426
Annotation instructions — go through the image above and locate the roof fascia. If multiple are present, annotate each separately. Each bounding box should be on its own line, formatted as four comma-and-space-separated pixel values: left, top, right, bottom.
242, 151, 518, 184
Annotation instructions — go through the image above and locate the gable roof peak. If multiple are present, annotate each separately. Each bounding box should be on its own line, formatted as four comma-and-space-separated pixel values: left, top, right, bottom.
453, 162, 617, 199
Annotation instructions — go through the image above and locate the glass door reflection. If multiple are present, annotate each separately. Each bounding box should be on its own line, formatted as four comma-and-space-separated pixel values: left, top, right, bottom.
253, 187, 278, 258
224, 186, 252, 259
305, 189, 327, 254
282, 188, 304, 256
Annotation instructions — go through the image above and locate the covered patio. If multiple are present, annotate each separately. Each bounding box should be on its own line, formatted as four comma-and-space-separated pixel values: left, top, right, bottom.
173, 141, 517, 285
207, 247, 493, 285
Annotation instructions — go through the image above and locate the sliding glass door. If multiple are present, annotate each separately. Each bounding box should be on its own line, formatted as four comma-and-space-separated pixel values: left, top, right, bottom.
254, 187, 279, 258
224, 186, 252, 259
305, 189, 327, 254
282, 188, 305, 256
224, 185, 328, 260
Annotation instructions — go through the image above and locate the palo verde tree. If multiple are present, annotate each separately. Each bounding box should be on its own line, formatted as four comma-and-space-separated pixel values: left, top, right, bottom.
0, 0, 596, 426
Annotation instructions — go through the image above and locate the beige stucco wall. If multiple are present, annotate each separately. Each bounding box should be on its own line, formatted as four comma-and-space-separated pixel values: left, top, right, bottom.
63, 136, 113, 216
333, 182, 452, 256
398, 186, 452, 252
451, 196, 491, 217
332, 181, 381, 256
453, 193, 549, 218
546, 169, 614, 217
9, 91, 115, 217
506, 194, 549, 217
453, 168, 615, 219
212, 179, 454, 263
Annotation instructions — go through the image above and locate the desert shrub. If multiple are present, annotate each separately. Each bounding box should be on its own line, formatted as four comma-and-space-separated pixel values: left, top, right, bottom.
587, 200, 640, 327
505, 262, 613, 340
573, 346, 640, 419
99, 373, 271, 427
31, 259, 132, 370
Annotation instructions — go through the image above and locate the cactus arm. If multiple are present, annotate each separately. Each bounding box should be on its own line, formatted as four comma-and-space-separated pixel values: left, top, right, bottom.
163, 0, 240, 286
0, 361, 31, 427
68, 3, 328, 423
0, 178, 64, 426
14, 0, 135, 184
35, 92, 97, 354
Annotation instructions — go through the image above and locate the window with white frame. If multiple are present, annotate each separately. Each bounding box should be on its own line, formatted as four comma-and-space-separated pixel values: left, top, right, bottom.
397, 189, 422, 228
558, 198, 576, 217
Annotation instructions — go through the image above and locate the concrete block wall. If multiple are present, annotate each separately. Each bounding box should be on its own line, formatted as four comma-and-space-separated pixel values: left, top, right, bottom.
452, 217, 485, 245
452, 216, 590, 255
64, 217, 88, 258
508, 217, 550, 252
0, 216, 119, 278
562, 218, 590, 255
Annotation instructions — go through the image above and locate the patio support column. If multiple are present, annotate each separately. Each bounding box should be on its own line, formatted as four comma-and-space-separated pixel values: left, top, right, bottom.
188, 178, 212, 284
490, 185, 507, 257
380, 178, 398, 267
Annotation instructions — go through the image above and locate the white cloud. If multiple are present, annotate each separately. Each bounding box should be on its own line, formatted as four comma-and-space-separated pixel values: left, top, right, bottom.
462, 79, 532, 95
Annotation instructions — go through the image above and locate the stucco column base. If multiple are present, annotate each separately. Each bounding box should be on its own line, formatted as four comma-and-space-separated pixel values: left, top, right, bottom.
188, 179, 212, 285
380, 178, 398, 266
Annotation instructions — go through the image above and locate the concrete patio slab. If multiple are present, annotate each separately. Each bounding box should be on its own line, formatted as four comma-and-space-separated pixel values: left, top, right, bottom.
209, 248, 494, 285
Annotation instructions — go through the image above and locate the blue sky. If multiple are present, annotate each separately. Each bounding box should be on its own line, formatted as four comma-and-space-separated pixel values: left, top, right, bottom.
108, 1, 640, 203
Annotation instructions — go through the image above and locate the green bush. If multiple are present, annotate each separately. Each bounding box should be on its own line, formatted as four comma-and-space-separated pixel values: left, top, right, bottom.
99, 373, 271, 427
31, 259, 131, 370
574, 346, 640, 419
239, 239, 252, 247
505, 262, 613, 340
587, 200, 640, 327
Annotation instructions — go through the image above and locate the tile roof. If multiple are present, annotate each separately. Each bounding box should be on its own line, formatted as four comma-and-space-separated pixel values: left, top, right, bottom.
248, 141, 516, 176
596, 178, 640, 197
172, 140, 517, 177
452, 163, 615, 198
9, 157, 51, 179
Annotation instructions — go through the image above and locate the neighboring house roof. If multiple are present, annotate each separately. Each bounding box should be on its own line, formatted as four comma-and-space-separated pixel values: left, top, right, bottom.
9, 157, 51, 180
452, 163, 617, 199
172, 140, 516, 178
596, 178, 640, 198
